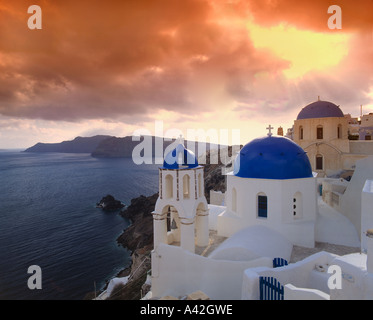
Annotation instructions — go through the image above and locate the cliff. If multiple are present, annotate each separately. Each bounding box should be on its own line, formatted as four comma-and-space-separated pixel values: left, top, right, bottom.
202, 145, 241, 202
24, 135, 112, 153
25, 134, 220, 159
91, 135, 176, 158
107, 193, 158, 300
117, 193, 158, 252
96, 194, 125, 211
91, 135, 219, 158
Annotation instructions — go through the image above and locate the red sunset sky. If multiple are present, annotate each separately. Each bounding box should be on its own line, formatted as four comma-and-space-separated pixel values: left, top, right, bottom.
0, 0, 372, 148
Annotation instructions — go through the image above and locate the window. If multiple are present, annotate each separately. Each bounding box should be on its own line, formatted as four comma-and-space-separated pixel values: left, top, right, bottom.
293, 192, 302, 219
366, 135, 372, 141
299, 126, 304, 140
316, 154, 323, 170
183, 174, 190, 199
337, 124, 342, 139
257, 194, 268, 218
317, 126, 323, 140
165, 174, 173, 199
198, 173, 202, 198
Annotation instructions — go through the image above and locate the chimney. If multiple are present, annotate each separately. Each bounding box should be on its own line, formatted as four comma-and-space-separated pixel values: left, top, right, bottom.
277, 127, 284, 136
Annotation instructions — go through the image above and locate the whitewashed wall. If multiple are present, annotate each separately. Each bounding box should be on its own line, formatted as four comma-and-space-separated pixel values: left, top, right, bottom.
284, 284, 330, 300
339, 156, 373, 239
218, 175, 316, 247
241, 251, 336, 300
151, 244, 272, 300
362, 180, 373, 251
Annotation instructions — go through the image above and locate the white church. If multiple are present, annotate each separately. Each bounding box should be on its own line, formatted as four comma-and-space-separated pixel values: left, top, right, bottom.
145, 120, 373, 300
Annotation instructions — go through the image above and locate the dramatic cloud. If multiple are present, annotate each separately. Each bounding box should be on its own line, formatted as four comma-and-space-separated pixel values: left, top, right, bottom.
246, 0, 373, 32
0, 0, 372, 147
2, 0, 282, 120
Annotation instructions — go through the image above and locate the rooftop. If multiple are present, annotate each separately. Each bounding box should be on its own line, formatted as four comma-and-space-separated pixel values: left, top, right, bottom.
233, 136, 313, 180
297, 100, 344, 120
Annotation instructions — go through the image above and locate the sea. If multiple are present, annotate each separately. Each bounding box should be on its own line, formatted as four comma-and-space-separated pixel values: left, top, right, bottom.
0, 150, 160, 300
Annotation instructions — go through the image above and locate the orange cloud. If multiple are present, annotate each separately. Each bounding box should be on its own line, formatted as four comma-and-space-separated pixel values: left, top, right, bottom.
245, 0, 373, 33
247, 21, 351, 79
0, 0, 371, 128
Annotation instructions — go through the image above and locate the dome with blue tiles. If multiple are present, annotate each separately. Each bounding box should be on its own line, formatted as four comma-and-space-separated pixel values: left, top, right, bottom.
297, 100, 344, 120
162, 143, 199, 169
233, 136, 313, 180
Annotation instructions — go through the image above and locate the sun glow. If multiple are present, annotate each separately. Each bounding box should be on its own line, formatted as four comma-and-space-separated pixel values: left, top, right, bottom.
247, 21, 351, 79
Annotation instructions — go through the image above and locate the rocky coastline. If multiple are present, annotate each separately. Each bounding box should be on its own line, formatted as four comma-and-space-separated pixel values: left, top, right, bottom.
85, 147, 235, 300
84, 193, 157, 300
109, 193, 158, 300
96, 194, 125, 211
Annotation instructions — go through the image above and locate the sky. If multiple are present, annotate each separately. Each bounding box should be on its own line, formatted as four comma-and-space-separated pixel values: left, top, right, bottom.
0, 0, 372, 149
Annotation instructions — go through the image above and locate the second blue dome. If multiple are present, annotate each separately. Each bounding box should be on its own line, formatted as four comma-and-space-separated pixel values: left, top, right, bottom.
234, 136, 313, 180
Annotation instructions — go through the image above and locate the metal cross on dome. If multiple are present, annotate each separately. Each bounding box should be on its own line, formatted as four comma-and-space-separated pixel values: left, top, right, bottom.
266, 125, 274, 137
177, 134, 184, 144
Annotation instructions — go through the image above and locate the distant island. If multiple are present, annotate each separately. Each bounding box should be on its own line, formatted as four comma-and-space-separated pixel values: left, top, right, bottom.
24, 135, 112, 154
24, 135, 222, 159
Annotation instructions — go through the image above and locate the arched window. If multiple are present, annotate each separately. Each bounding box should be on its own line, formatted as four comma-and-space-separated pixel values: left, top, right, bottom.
165, 174, 173, 199
198, 173, 202, 198
183, 174, 190, 199
317, 125, 323, 140
165, 205, 180, 245
257, 193, 268, 218
316, 154, 323, 170
299, 126, 304, 140
293, 192, 303, 219
337, 124, 342, 139
232, 188, 237, 212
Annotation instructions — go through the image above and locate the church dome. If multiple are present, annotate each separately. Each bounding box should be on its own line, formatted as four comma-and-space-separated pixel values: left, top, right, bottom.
234, 136, 312, 179
162, 143, 199, 169
297, 100, 344, 120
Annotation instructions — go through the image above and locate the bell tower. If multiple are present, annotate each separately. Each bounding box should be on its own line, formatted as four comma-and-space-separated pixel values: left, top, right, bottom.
152, 141, 209, 253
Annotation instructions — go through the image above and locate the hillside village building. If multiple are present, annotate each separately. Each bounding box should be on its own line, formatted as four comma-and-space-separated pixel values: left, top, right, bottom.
145, 130, 373, 300
291, 99, 373, 177
145, 100, 373, 300
359, 113, 373, 140
99, 100, 373, 301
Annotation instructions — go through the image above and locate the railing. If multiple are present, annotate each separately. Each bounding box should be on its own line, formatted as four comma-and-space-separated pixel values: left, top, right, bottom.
273, 257, 288, 268
259, 276, 284, 300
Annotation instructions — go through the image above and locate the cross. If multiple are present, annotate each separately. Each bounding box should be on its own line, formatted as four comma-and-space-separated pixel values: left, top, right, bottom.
177, 134, 184, 143
266, 124, 274, 137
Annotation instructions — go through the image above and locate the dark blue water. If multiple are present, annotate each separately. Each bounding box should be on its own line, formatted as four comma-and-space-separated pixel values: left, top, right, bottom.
0, 151, 159, 300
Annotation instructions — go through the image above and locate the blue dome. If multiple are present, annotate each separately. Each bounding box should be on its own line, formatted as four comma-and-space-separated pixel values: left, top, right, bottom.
162, 143, 199, 169
297, 100, 344, 120
234, 136, 312, 180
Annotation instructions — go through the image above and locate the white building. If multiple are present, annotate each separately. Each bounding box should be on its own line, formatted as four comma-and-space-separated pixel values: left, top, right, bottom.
360, 113, 373, 140
217, 135, 317, 248
147, 131, 373, 300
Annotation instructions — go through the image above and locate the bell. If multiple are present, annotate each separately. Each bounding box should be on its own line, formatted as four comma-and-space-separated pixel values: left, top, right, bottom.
171, 218, 178, 230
